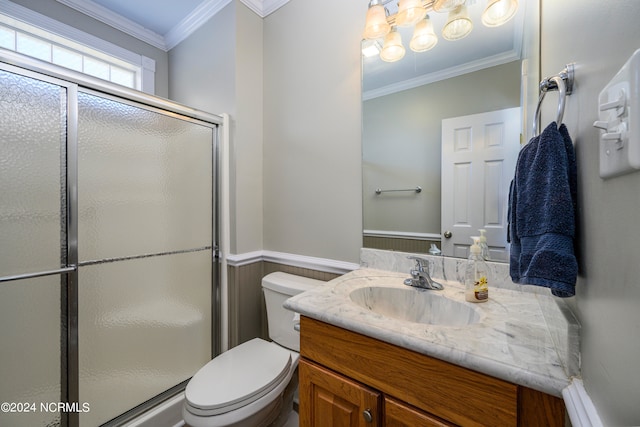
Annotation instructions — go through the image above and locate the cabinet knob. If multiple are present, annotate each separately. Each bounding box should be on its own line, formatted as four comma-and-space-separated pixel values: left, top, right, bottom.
363, 409, 373, 423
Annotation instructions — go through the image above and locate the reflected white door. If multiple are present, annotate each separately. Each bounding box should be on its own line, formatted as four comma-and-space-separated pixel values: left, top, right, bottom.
441, 107, 521, 261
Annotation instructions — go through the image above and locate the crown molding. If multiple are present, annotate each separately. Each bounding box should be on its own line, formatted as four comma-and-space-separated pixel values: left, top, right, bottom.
55, 0, 289, 52
165, 0, 232, 50
55, 0, 167, 50
363, 49, 522, 101
240, 0, 290, 18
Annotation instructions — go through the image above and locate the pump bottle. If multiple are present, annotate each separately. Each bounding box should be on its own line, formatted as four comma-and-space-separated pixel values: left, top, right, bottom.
464, 237, 490, 303
478, 229, 490, 261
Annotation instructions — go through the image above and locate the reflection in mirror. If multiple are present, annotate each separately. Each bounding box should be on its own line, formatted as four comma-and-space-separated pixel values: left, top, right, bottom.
361, 0, 539, 262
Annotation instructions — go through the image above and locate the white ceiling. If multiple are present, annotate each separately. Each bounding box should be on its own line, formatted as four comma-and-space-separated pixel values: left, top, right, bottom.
89, 0, 207, 35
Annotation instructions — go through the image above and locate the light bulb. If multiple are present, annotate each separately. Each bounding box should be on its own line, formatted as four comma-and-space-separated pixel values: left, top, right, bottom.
396, 0, 427, 27
380, 27, 405, 62
363, 0, 391, 40
410, 16, 438, 52
442, 4, 473, 41
433, 0, 465, 13
482, 0, 519, 27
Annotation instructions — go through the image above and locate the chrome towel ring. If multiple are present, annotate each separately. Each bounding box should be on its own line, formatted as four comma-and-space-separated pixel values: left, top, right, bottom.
533, 63, 575, 136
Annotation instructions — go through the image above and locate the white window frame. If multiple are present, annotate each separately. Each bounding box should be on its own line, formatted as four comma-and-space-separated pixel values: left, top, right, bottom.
0, 0, 155, 94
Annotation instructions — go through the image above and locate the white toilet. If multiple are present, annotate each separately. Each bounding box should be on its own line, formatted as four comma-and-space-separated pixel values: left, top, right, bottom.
182, 272, 325, 427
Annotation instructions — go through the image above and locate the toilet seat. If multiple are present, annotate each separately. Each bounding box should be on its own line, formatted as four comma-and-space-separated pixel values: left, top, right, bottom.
185, 338, 293, 417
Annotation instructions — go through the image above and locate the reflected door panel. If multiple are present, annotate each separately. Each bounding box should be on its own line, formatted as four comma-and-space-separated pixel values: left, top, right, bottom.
441, 107, 520, 261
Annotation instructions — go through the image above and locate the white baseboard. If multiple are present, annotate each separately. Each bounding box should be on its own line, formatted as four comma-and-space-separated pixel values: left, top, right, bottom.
562, 379, 603, 427
226, 250, 359, 275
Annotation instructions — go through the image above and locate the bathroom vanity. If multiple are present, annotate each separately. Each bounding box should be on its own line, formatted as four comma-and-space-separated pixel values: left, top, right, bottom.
285, 264, 578, 426
299, 316, 562, 426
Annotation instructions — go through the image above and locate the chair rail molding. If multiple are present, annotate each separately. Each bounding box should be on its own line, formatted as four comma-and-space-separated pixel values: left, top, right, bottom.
226, 250, 359, 275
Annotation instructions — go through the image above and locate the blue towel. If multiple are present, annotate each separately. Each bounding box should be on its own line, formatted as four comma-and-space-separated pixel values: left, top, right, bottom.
508, 122, 578, 297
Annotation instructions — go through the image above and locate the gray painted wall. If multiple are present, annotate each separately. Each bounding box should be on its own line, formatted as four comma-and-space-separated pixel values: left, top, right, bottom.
169, 1, 264, 255
363, 61, 521, 235
541, 1, 640, 424
10, 0, 170, 98
262, 0, 363, 263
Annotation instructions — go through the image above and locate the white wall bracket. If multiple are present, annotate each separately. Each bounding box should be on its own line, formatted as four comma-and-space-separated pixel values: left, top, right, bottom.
595, 49, 640, 179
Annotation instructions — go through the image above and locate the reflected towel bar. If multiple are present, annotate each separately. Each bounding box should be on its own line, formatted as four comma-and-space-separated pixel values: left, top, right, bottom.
375, 186, 422, 195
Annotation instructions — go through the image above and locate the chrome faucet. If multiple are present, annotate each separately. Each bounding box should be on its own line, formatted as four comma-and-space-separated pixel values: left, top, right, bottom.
404, 256, 444, 290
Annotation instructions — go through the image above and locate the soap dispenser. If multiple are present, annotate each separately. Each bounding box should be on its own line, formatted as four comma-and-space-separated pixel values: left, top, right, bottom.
464, 237, 489, 303
478, 229, 490, 261
428, 243, 442, 256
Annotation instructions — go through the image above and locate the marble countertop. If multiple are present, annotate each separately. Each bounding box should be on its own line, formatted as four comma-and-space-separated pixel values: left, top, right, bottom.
284, 268, 573, 397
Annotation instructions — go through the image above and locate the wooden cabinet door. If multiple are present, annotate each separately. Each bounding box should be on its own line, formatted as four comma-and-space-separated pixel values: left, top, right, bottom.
384, 397, 456, 427
299, 359, 381, 427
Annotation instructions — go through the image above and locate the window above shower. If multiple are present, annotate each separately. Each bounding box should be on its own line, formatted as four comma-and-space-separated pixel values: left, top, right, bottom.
0, 0, 155, 93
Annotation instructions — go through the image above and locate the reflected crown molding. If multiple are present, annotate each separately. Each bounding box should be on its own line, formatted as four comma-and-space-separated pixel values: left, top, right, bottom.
363, 49, 521, 100
55, 0, 289, 51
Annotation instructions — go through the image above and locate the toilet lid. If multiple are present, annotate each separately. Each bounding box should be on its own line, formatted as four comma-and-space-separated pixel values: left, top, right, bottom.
185, 338, 292, 415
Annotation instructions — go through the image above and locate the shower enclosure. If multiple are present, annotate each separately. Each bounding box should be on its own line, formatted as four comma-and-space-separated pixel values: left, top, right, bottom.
0, 57, 222, 427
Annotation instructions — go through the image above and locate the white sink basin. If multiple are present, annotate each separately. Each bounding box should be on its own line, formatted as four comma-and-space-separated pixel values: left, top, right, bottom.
349, 286, 480, 326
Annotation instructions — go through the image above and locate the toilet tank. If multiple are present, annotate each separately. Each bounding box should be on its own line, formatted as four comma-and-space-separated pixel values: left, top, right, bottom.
262, 272, 326, 352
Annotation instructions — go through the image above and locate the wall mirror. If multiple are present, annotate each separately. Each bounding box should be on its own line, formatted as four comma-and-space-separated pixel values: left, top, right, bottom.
361, 0, 540, 262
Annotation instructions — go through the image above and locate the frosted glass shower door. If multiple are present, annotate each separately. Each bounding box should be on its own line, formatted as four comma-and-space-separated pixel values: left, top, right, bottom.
76, 91, 215, 426
0, 68, 67, 427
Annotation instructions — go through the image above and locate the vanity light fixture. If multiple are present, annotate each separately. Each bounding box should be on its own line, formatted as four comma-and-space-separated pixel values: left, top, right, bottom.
410, 15, 438, 52
396, 0, 428, 27
380, 26, 406, 62
442, 4, 473, 40
482, 0, 519, 27
433, 0, 465, 12
363, 0, 391, 40
362, 0, 519, 61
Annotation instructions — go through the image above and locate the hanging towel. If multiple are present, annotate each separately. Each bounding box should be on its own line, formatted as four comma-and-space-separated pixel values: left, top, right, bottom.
508, 122, 578, 297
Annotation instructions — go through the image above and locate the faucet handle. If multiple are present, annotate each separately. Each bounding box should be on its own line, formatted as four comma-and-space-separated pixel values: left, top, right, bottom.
407, 255, 430, 271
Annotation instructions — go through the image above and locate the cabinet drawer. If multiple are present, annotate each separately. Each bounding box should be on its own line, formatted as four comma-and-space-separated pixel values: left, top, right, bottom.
300, 317, 518, 427
385, 397, 456, 427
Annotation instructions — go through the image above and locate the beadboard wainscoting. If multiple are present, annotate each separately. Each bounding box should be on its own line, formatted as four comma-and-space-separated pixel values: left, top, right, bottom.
363, 230, 441, 254
225, 251, 359, 349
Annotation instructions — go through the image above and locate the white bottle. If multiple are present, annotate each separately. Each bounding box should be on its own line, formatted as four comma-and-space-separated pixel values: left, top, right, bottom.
465, 237, 489, 303
478, 229, 490, 261
428, 243, 441, 255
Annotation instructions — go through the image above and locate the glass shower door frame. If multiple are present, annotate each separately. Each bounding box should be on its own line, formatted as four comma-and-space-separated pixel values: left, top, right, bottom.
0, 57, 223, 427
